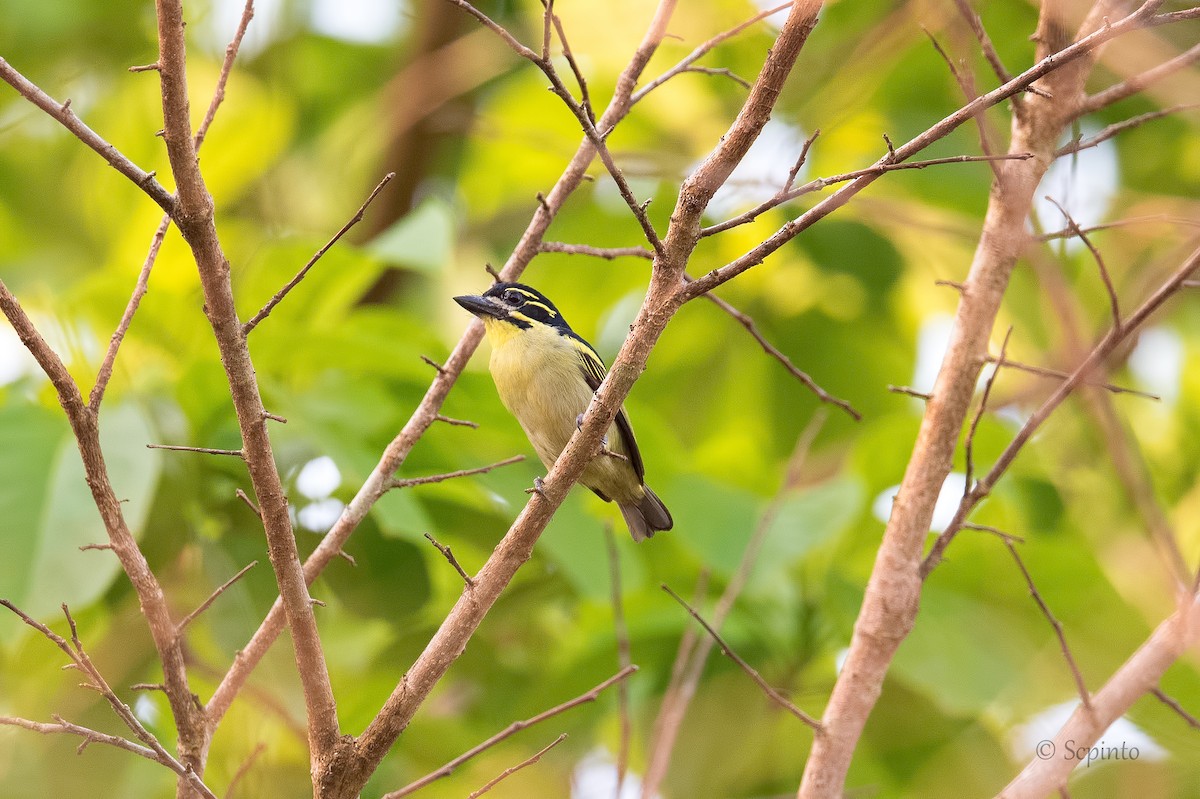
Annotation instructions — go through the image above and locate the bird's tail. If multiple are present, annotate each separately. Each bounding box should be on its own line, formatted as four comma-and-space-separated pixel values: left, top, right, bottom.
620, 485, 673, 542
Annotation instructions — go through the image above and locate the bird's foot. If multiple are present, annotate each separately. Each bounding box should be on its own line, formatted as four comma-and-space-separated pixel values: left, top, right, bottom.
524, 476, 547, 498
576, 413, 608, 448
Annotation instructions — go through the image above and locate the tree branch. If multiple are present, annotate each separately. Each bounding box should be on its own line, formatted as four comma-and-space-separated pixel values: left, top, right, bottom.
243, 172, 395, 334
153, 0, 341, 767
0, 58, 175, 215
379, 666, 636, 798
465, 733, 567, 798
798, 5, 1171, 796
0, 601, 218, 799
204, 0, 681, 752
996, 595, 1200, 799
662, 585, 820, 729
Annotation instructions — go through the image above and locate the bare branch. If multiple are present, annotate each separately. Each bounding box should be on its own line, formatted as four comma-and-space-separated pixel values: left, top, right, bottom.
195, 0, 256, 148
1076, 42, 1200, 117
89, 219, 166, 410
0, 58, 175, 215
1037, 213, 1200, 241
389, 455, 525, 490
0, 601, 218, 799
224, 742, 267, 799
147, 443, 244, 457
1057, 104, 1200, 157
380, 665, 637, 798
1002, 538, 1091, 710
691, 4, 1169, 297
643, 570, 709, 797
176, 561, 259, 633
235, 488, 262, 518
539, 242, 654, 260
243, 172, 395, 334
985, 355, 1157, 399
604, 524, 632, 794
643, 416, 823, 797
692, 281, 861, 420
434, 414, 479, 428
204, 0, 679, 741
965, 327, 1012, 495
0, 715, 159, 761
888, 385, 933, 401
681, 65, 751, 88
997, 596, 1200, 798
699, 152, 1032, 238
423, 533, 474, 587
466, 733, 568, 798
1150, 687, 1200, 729
155, 0, 341, 760
923, 244, 1200, 577
632, 3, 793, 103
1044, 196, 1121, 332
951, 0, 1013, 86
661, 585, 821, 730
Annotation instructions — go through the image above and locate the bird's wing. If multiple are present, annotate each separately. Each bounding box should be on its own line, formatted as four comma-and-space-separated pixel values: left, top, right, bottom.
564, 331, 646, 482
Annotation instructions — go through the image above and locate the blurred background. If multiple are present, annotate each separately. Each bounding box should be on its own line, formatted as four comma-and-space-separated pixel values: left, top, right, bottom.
1, 0, 1199, 796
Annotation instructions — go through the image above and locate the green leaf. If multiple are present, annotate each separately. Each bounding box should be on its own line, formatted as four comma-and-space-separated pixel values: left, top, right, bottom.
367, 198, 454, 273
0, 401, 160, 642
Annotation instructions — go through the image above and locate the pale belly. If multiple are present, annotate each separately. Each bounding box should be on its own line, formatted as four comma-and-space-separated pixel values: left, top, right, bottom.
488, 326, 642, 504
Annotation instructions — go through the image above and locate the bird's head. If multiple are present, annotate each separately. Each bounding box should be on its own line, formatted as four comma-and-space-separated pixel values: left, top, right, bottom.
454, 282, 571, 333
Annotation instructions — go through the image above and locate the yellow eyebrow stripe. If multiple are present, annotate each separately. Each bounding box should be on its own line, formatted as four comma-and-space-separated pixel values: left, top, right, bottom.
522, 300, 558, 318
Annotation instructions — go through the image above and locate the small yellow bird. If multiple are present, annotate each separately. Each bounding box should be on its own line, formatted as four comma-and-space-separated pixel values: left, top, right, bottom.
454, 282, 672, 541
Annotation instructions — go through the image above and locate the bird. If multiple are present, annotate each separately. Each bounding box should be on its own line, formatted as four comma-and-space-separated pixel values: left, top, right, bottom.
454, 282, 672, 541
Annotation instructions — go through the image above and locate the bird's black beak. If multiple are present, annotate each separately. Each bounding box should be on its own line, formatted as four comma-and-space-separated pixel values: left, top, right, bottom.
453, 294, 506, 320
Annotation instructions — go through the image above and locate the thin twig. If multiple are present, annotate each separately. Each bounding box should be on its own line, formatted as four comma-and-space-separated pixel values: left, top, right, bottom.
965, 327, 1012, 495
951, 0, 1013, 85
1001, 538, 1092, 711
79, 542, 115, 552
539, 242, 654, 260
693, 281, 861, 420
888, 385, 932, 401
0, 58, 175, 214
681, 65, 751, 88
545, 2, 594, 123
223, 742, 267, 799
1056, 104, 1200, 157
0, 715, 158, 761
699, 152, 1032, 237
643, 570, 709, 797
962, 522, 1025, 544
642, 415, 824, 798
922, 244, 1200, 577
381, 665, 638, 798
89, 219, 166, 410
389, 455, 525, 490
434, 414, 479, 429
146, 444, 244, 457
420, 354, 446, 373
661, 585, 821, 730
1038, 214, 1200, 242
235, 488, 262, 518
1150, 687, 1200, 729
176, 561, 259, 633
242, 172, 395, 334
1076, 42, 1200, 117
195, 0, 256, 148
1044, 197, 1121, 331
985, 355, 1157, 399
604, 523, 632, 795
0, 601, 219, 799
423, 533, 474, 587
466, 733, 568, 798
631, 2, 793, 103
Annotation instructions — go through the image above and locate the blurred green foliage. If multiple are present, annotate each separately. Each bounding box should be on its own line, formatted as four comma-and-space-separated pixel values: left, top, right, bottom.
1, 1, 1199, 797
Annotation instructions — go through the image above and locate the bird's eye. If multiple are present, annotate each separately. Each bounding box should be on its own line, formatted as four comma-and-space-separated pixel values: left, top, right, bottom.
502, 290, 521, 305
